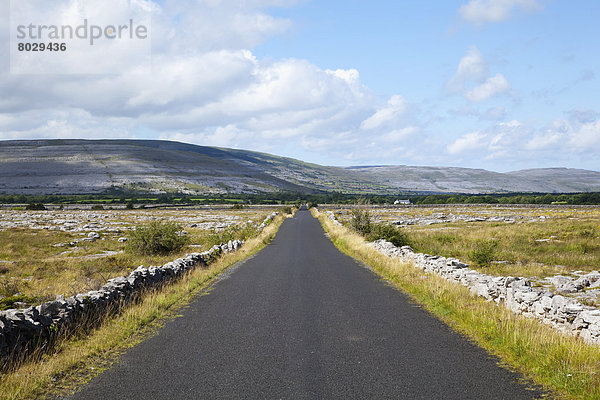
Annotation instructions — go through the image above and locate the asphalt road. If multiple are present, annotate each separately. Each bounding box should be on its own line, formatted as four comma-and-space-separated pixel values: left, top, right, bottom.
72, 207, 542, 399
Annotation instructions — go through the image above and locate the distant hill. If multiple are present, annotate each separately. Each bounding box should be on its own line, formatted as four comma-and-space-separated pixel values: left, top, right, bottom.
346, 165, 600, 194
1, 139, 599, 195
506, 168, 600, 193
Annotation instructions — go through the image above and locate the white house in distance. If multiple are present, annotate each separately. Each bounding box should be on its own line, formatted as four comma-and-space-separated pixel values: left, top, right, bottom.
394, 199, 411, 205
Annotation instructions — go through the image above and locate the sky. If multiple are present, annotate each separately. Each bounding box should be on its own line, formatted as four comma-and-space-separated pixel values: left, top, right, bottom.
0, 0, 599, 172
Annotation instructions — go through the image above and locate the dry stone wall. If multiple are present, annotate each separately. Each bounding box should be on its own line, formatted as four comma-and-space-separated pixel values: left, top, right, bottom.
370, 239, 600, 345
326, 211, 343, 226
0, 240, 243, 361
258, 212, 279, 231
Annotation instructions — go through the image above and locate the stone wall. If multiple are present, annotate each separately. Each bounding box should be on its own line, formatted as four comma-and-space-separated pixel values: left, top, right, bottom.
0, 212, 279, 363
258, 212, 279, 230
0, 239, 244, 362
326, 211, 343, 226
370, 239, 600, 345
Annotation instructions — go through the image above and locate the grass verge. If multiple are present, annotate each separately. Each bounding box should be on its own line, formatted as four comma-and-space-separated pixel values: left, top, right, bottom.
315, 209, 600, 400
0, 213, 289, 400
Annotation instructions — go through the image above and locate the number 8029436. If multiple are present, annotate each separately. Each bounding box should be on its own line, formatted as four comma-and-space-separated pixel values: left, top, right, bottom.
17, 42, 67, 52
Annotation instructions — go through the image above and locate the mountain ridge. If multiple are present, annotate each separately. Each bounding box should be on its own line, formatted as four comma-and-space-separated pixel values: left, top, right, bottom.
1, 139, 599, 195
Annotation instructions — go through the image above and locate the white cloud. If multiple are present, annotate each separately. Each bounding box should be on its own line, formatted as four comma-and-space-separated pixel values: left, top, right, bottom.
465, 73, 510, 102
459, 0, 543, 25
447, 131, 488, 154
447, 46, 487, 92
447, 47, 512, 103
0, 108, 137, 140
153, 0, 296, 53
0, 0, 396, 160
441, 115, 600, 170
569, 120, 600, 149
360, 95, 407, 130
159, 125, 257, 149
525, 132, 563, 150
380, 127, 419, 143
499, 119, 521, 128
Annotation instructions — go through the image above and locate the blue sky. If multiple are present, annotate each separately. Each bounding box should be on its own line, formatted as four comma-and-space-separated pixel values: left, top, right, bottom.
1, 0, 599, 171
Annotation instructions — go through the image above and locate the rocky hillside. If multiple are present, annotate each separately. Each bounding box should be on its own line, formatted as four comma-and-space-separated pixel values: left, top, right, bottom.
1, 139, 599, 195
347, 165, 600, 194
0, 139, 380, 195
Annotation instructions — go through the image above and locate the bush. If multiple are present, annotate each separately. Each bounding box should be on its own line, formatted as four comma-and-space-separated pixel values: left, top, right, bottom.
470, 240, 498, 267
367, 224, 410, 247
307, 202, 318, 209
91, 204, 105, 210
349, 208, 372, 235
231, 204, 245, 210
0, 294, 38, 311
126, 202, 135, 209
127, 220, 188, 255
25, 203, 46, 210
280, 206, 292, 214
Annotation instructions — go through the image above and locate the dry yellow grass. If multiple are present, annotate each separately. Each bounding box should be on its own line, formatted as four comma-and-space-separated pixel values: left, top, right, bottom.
315, 209, 600, 399
0, 207, 275, 308
325, 205, 600, 278
0, 211, 291, 400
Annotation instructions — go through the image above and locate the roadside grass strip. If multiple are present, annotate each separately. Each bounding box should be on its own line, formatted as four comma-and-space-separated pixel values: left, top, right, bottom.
0, 213, 289, 400
315, 209, 600, 400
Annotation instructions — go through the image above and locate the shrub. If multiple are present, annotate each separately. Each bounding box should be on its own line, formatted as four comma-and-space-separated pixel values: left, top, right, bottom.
0, 294, 38, 311
25, 203, 46, 210
307, 202, 318, 209
470, 240, 498, 267
367, 224, 410, 247
349, 208, 372, 235
231, 204, 245, 210
280, 206, 292, 214
91, 204, 105, 210
127, 220, 188, 255
125, 202, 135, 209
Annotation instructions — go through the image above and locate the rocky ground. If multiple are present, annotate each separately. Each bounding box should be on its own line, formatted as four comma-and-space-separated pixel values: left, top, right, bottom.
0, 206, 277, 307
0, 207, 268, 233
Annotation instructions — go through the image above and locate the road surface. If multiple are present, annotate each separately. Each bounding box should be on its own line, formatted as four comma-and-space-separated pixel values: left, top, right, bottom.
72, 207, 542, 399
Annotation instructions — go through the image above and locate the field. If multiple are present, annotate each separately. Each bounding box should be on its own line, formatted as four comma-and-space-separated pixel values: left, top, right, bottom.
0, 206, 276, 310
323, 204, 600, 306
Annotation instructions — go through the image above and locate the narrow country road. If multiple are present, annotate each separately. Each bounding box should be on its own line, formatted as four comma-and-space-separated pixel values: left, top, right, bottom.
71, 207, 542, 399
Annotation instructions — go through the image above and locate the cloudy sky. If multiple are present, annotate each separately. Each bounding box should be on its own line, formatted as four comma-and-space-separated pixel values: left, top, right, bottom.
0, 0, 599, 172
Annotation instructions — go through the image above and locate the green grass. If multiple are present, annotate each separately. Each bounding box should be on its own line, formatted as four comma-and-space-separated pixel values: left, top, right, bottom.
316, 209, 600, 399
